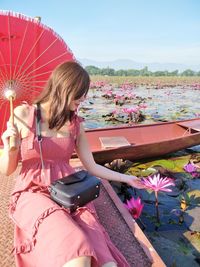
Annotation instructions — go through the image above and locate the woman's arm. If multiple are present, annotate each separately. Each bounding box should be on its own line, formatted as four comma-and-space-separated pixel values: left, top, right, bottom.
0, 105, 28, 176
75, 124, 145, 189
0, 122, 20, 176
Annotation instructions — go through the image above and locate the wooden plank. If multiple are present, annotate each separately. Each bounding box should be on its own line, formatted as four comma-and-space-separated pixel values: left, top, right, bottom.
177, 120, 200, 131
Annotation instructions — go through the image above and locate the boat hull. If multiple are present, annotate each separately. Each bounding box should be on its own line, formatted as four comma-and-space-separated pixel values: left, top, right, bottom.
83, 118, 200, 164
91, 133, 200, 164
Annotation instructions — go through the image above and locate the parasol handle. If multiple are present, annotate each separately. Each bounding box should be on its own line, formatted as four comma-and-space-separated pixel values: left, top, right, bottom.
9, 96, 17, 151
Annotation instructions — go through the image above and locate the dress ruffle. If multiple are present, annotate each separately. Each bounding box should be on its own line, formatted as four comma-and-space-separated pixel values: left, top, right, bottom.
11, 203, 67, 254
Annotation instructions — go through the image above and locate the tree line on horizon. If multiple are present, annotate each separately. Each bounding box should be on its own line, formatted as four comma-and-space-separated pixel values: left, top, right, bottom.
85, 65, 200, 77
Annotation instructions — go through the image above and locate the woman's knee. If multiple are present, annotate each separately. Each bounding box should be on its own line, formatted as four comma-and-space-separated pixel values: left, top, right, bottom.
62, 256, 91, 267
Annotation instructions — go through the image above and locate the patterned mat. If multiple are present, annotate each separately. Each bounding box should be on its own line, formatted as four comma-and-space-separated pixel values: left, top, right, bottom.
0, 167, 17, 267
0, 167, 151, 267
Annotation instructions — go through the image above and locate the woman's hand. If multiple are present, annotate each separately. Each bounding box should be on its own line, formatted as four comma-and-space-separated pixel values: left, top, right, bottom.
1, 122, 19, 149
126, 176, 146, 189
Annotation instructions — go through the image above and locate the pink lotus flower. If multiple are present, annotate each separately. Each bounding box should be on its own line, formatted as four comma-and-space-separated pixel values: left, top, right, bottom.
141, 173, 175, 192
184, 163, 197, 173
103, 90, 113, 98
114, 94, 123, 100
111, 109, 118, 115
141, 173, 175, 225
195, 113, 200, 118
123, 107, 139, 114
125, 92, 136, 100
184, 163, 199, 178
124, 197, 144, 219
139, 103, 147, 109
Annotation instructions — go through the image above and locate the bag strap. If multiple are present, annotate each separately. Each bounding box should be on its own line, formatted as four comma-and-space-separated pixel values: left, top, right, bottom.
36, 103, 42, 141
57, 170, 88, 185
36, 103, 45, 171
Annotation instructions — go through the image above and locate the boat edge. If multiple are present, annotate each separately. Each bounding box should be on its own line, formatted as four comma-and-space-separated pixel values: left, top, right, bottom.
70, 158, 166, 267
101, 179, 166, 267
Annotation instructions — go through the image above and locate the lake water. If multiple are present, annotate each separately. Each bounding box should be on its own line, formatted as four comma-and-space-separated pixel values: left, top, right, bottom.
79, 86, 200, 128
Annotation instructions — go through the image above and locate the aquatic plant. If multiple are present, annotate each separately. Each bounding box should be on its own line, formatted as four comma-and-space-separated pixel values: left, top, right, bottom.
114, 94, 125, 105
183, 163, 199, 178
122, 107, 141, 123
102, 89, 113, 98
124, 196, 144, 219
125, 91, 136, 100
179, 193, 191, 211
184, 163, 197, 173
141, 173, 175, 224
138, 103, 147, 109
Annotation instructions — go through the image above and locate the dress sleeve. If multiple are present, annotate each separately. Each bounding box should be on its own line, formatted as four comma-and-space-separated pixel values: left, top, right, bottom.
70, 115, 84, 144
74, 115, 84, 136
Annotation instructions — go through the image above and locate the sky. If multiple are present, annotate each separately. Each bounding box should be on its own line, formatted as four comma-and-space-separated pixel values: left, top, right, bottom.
1, 0, 200, 65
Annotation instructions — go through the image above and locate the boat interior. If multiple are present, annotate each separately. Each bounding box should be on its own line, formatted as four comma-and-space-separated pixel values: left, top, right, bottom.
86, 119, 200, 150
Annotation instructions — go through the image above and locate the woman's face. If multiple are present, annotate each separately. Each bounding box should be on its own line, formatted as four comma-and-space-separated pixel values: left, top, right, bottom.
69, 95, 86, 111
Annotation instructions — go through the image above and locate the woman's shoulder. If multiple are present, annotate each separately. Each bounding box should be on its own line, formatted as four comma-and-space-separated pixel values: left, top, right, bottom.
14, 103, 35, 129
71, 114, 85, 136
14, 103, 35, 137
14, 103, 33, 118
73, 114, 85, 124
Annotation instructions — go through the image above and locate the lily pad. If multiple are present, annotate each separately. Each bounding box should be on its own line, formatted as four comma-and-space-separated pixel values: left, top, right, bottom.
126, 165, 157, 177
126, 155, 191, 177
186, 190, 200, 206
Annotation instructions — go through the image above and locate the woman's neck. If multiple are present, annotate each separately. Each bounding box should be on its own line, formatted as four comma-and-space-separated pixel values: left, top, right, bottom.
39, 102, 50, 122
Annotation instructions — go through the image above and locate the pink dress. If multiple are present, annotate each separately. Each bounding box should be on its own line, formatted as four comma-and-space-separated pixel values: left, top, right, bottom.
9, 104, 130, 267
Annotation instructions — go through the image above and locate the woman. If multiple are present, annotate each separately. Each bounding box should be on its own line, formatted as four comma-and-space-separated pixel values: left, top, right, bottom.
0, 61, 144, 267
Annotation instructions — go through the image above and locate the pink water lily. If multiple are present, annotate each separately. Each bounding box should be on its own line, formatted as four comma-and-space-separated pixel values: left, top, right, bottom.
141, 174, 175, 225
141, 173, 175, 192
123, 107, 139, 114
124, 196, 144, 219
125, 92, 136, 100
121, 82, 134, 90
114, 94, 125, 105
138, 103, 147, 109
103, 89, 113, 98
184, 163, 197, 173
111, 109, 118, 115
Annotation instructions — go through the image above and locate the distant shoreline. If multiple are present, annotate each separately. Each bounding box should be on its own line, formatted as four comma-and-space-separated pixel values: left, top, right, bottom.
90, 75, 200, 87
86, 66, 200, 77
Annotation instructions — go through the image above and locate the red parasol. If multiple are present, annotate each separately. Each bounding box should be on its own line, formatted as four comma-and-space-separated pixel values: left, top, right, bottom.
0, 11, 75, 145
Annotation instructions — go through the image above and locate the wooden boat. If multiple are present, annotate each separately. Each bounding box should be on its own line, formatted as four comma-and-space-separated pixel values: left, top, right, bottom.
81, 118, 200, 164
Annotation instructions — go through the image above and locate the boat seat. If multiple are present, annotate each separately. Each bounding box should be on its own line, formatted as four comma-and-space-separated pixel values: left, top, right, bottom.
0, 166, 164, 267
177, 120, 200, 136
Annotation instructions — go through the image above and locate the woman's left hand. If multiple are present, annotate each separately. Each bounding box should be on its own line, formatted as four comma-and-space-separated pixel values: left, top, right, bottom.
126, 176, 146, 189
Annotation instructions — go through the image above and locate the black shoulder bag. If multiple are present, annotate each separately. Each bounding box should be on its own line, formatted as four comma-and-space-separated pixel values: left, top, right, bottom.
36, 103, 101, 212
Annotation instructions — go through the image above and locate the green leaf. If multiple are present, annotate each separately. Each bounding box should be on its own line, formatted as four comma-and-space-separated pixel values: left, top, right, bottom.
126, 155, 191, 176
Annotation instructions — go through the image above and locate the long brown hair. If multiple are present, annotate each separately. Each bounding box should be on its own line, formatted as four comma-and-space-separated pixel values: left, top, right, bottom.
35, 61, 90, 130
